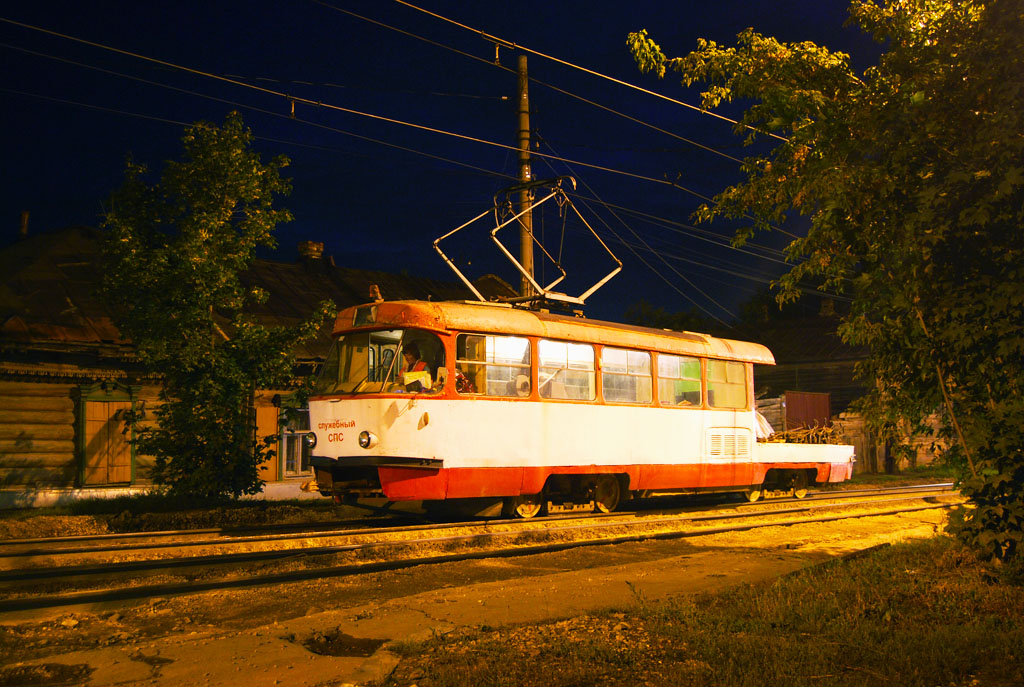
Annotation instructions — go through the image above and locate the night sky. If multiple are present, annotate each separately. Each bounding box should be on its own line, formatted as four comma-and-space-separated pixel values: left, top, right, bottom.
1, 1, 878, 323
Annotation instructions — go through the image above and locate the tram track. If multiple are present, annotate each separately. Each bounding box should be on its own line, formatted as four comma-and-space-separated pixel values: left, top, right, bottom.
0, 482, 956, 563
0, 512, 427, 556
0, 484, 961, 613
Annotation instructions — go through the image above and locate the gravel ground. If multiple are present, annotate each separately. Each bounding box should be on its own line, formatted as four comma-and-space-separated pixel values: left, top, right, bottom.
0, 503, 949, 686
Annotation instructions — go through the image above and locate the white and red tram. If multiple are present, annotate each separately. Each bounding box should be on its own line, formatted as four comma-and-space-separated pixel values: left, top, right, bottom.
306, 299, 855, 517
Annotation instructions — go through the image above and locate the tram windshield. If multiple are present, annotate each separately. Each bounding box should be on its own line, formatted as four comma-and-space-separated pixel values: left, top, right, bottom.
313, 329, 445, 395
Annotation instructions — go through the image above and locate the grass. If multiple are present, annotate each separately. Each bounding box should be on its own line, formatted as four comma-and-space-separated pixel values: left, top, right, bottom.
382, 536, 1024, 687
826, 461, 958, 490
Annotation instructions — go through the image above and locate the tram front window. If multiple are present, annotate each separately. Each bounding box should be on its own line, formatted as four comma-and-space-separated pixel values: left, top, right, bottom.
313, 329, 444, 395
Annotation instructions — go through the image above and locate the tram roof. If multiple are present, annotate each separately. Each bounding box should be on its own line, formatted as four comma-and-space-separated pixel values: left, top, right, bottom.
334, 300, 775, 365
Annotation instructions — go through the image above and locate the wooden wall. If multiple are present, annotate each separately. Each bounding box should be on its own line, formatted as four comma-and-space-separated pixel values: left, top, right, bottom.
0, 381, 76, 487
131, 385, 162, 483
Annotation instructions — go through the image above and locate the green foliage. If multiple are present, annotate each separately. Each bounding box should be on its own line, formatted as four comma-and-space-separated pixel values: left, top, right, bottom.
630, 1, 1024, 560
101, 112, 333, 499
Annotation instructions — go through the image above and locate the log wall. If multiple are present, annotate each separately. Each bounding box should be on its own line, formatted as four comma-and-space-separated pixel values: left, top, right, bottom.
0, 381, 77, 487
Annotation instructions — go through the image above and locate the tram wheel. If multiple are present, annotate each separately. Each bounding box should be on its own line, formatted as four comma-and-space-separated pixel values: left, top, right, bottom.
745, 488, 763, 503
791, 471, 809, 499
593, 476, 621, 513
505, 494, 544, 519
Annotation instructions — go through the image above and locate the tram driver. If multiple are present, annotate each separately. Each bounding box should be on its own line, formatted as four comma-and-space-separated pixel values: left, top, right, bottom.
399, 342, 431, 392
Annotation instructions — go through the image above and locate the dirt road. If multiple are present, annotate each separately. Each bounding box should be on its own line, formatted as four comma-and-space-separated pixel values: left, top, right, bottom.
0, 508, 946, 687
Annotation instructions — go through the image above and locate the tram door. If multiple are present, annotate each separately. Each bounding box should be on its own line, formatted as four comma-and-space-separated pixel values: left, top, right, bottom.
701, 360, 754, 488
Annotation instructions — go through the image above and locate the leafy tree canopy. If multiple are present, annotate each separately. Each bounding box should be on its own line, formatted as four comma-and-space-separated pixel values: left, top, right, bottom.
623, 300, 722, 335
102, 112, 333, 499
629, 0, 1024, 560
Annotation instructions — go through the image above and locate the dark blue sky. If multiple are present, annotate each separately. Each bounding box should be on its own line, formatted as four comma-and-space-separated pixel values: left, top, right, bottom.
1, 1, 877, 322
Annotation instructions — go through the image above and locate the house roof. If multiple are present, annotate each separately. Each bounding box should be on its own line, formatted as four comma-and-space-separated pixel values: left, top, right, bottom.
242, 256, 507, 361
0, 226, 514, 363
0, 226, 126, 348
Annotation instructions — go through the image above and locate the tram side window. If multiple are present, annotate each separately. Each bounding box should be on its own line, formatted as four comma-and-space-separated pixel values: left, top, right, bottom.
658, 354, 702, 406
707, 360, 748, 409
601, 348, 652, 403
456, 334, 531, 397
539, 340, 596, 400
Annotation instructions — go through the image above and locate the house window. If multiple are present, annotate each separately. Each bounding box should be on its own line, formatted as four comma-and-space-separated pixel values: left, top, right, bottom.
281, 409, 312, 477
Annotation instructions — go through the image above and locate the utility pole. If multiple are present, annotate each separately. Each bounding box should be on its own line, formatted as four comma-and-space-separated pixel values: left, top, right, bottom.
516, 53, 534, 298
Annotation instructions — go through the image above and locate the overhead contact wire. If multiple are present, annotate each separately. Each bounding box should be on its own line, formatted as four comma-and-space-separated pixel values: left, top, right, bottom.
310, 3, 799, 240
0, 16, 709, 195
389, 0, 789, 142
0, 41, 513, 182
536, 146, 734, 325
310, 1, 745, 166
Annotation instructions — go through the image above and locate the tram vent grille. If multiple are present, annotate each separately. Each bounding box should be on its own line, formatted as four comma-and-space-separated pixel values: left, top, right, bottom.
708, 430, 751, 458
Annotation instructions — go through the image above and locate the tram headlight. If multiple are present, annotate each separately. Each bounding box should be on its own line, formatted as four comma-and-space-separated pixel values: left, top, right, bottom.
358, 431, 378, 449
302, 432, 317, 450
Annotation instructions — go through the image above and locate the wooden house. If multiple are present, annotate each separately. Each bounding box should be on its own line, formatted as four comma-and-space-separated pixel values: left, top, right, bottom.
0, 226, 511, 504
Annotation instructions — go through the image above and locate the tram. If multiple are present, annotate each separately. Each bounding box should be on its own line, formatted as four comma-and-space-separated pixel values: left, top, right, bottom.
305, 299, 855, 517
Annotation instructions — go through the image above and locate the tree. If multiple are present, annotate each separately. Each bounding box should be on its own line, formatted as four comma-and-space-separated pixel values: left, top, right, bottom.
629, 0, 1024, 561
623, 300, 722, 335
101, 112, 333, 499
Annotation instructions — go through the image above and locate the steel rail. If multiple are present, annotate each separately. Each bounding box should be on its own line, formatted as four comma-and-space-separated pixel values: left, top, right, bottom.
2, 492, 955, 585
0, 518, 451, 559
0, 487, 950, 565
0, 513, 424, 549
807, 482, 955, 498
0, 483, 956, 560
0, 493, 960, 612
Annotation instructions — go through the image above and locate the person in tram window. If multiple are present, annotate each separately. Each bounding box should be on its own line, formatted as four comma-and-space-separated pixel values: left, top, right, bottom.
400, 342, 430, 392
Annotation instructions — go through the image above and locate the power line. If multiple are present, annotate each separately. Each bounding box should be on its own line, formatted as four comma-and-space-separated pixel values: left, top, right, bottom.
311, 0, 746, 166
0, 43, 516, 188
577, 193, 736, 325
563, 193, 852, 300
3, 12, 810, 288
305, 5, 800, 241
389, 0, 789, 143
535, 141, 735, 325
1, 86, 190, 128
224, 72, 510, 101
526, 75, 745, 165
3, 26, 830, 309
1, 83, 513, 190
567, 193, 794, 264
0, 39, 516, 182
0, 16, 717, 200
